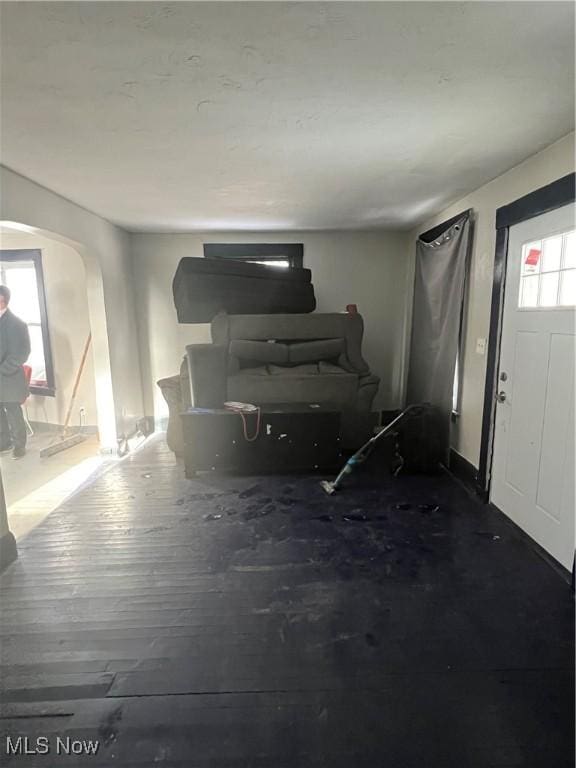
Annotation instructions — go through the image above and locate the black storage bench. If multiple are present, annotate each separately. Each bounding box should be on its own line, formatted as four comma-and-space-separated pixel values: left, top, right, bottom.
181, 403, 342, 477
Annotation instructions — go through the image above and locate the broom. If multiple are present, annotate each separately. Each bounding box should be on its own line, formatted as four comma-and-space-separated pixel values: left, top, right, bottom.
40, 333, 92, 458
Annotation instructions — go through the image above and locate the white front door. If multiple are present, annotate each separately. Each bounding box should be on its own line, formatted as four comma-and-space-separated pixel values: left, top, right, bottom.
490, 203, 576, 570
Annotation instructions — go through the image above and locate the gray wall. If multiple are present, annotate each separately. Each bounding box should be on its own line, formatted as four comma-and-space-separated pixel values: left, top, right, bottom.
130, 230, 410, 423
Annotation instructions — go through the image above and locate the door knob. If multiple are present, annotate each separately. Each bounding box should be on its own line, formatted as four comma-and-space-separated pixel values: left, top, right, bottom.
496, 391, 507, 403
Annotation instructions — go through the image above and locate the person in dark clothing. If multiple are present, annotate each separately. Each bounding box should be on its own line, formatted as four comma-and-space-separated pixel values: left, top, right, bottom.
0, 285, 31, 459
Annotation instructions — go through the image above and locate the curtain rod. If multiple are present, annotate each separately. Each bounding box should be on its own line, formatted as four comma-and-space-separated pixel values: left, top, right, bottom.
418, 208, 472, 244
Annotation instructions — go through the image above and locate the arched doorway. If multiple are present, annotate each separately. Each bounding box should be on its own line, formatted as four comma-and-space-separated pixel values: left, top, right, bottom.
0, 221, 117, 447
0, 221, 117, 538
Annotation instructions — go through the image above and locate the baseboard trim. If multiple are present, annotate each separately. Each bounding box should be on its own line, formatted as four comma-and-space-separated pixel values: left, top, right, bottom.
0, 531, 17, 572
489, 501, 573, 586
449, 449, 479, 488
30, 421, 98, 435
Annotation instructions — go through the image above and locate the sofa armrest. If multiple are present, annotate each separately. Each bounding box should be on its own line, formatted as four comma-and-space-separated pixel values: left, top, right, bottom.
179, 357, 191, 410
157, 375, 185, 456
356, 373, 380, 411
185, 344, 228, 408
340, 313, 370, 375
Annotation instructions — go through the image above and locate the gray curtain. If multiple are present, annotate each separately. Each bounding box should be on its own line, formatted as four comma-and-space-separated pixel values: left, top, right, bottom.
406, 212, 471, 463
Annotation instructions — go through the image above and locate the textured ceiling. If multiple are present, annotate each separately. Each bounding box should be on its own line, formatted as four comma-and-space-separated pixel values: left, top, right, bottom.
0, 2, 574, 232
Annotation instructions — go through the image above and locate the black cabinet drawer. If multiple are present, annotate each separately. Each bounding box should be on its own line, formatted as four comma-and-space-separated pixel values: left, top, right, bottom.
182, 404, 342, 476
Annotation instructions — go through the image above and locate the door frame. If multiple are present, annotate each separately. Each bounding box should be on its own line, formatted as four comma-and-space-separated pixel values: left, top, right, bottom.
478, 172, 576, 497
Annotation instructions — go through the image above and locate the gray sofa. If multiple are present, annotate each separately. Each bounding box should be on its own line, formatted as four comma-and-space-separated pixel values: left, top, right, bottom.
187, 312, 379, 410
158, 311, 379, 456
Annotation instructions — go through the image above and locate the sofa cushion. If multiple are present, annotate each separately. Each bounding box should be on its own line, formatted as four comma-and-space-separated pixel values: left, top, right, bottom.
230, 338, 345, 368
240, 362, 350, 377
227, 371, 359, 407
319, 361, 349, 375
230, 339, 288, 365
268, 363, 319, 376
288, 338, 345, 364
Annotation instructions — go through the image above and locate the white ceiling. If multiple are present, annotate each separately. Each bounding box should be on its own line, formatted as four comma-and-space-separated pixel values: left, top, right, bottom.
1, 2, 574, 232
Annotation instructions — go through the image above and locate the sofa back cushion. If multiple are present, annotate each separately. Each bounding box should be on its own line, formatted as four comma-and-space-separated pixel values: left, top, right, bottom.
212, 312, 370, 375
229, 339, 288, 365
229, 337, 346, 370
268, 363, 320, 376
288, 338, 345, 364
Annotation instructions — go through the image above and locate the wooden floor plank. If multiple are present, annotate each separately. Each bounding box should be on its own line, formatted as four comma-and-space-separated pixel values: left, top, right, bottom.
0, 436, 573, 766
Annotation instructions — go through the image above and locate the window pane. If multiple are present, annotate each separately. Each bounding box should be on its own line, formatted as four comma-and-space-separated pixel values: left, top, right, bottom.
247, 259, 290, 268
564, 231, 576, 269
541, 235, 562, 272
519, 275, 539, 307
27, 324, 47, 385
559, 269, 576, 307
538, 272, 560, 306
521, 241, 541, 276
1, 262, 41, 324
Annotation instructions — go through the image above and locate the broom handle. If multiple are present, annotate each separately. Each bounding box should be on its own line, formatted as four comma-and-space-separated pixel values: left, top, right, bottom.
61, 333, 92, 436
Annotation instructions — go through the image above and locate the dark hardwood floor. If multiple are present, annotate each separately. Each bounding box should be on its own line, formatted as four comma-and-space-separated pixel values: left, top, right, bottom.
0, 436, 573, 767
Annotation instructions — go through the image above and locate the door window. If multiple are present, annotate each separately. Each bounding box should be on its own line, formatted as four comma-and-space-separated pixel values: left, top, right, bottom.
518, 229, 576, 308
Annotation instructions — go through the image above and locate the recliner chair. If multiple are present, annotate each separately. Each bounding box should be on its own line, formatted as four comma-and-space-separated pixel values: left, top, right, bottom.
187, 312, 379, 410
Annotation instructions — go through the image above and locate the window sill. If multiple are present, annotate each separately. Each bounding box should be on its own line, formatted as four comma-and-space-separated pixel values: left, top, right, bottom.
30, 386, 55, 398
